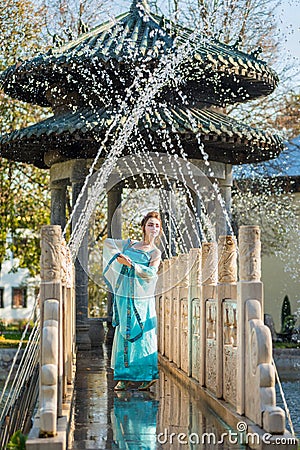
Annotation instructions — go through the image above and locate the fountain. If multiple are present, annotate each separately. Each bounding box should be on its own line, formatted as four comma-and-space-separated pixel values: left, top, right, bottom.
0, 0, 296, 448
0, 0, 283, 346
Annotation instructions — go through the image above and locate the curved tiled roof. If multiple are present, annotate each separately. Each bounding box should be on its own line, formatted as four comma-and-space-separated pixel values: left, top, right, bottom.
0, 104, 283, 168
0, 0, 278, 107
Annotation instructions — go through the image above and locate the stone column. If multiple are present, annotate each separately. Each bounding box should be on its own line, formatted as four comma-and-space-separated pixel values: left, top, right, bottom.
106, 184, 122, 344
107, 185, 122, 238
218, 164, 233, 236
171, 256, 179, 365
50, 180, 68, 230
160, 180, 176, 258
218, 235, 237, 400
218, 164, 232, 212
237, 225, 262, 414
71, 163, 91, 350
202, 242, 218, 389
39, 225, 62, 436
189, 248, 202, 380
163, 259, 172, 360
179, 253, 189, 373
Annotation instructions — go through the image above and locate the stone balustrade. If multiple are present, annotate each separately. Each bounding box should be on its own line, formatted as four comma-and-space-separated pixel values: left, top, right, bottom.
157, 226, 288, 440
26, 225, 295, 448
27, 225, 76, 447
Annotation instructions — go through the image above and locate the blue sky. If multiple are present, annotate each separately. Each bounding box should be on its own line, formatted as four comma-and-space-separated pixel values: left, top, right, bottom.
111, 0, 300, 86
276, 0, 300, 68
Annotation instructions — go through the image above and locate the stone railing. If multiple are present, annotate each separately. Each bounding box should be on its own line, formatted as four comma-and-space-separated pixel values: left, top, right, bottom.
157, 226, 291, 441
27, 225, 76, 447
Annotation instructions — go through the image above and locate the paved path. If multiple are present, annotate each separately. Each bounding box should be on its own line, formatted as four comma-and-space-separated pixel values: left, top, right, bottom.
69, 346, 243, 449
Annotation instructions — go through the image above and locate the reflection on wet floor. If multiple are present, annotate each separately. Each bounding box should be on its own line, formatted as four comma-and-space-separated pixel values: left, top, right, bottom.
70, 346, 245, 449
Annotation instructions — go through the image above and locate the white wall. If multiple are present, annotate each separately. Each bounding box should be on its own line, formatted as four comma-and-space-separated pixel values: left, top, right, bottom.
0, 256, 38, 323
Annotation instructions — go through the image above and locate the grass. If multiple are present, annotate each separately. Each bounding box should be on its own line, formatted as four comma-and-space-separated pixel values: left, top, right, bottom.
0, 336, 29, 348
0, 329, 30, 348
273, 341, 300, 349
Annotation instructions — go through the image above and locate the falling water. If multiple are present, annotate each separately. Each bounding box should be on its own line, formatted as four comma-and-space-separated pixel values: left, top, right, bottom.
64, 16, 218, 259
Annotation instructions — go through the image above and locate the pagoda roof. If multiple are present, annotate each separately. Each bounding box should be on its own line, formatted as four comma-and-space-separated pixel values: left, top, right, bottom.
0, 104, 283, 169
0, 0, 279, 107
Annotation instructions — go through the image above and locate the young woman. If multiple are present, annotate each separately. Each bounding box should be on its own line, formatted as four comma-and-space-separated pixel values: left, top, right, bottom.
103, 211, 162, 391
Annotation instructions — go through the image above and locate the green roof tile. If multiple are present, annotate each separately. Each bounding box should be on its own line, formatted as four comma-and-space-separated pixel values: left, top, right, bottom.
0, 0, 279, 107
0, 104, 283, 168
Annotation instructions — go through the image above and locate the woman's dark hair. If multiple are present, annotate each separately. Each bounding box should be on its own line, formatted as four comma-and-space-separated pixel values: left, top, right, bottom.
141, 211, 162, 237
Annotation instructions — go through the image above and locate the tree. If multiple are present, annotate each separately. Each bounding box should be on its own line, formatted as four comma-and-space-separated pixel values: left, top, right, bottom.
273, 93, 300, 137
281, 295, 291, 331
231, 175, 299, 259
159, 0, 300, 263
1, 0, 112, 276
0, 0, 50, 275
39, 0, 109, 45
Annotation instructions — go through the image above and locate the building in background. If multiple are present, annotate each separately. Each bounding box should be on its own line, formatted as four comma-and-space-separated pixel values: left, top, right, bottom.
0, 234, 38, 324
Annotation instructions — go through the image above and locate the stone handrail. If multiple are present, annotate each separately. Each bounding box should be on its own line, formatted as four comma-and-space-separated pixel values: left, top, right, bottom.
157, 226, 286, 438
39, 225, 76, 438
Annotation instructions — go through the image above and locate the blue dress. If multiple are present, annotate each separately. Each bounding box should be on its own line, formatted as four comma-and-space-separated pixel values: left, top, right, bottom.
103, 238, 159, 381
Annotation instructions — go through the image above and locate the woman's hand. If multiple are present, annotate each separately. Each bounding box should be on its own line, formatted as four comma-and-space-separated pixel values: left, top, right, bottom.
117, 254, 132, 267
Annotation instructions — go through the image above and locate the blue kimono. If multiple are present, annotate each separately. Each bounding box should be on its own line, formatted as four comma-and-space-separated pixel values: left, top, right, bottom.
103, 238, 159, 381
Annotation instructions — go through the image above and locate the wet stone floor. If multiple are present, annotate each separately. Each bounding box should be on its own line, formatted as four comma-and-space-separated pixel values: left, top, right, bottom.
69, 346, 245, 450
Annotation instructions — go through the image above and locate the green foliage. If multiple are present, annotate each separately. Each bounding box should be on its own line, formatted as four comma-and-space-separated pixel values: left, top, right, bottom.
281, 295, 292, 332
282, 315, 296, 335
0, 322, 31, 347
0, 319, 6, 334
88, 278, 107, 317
0, 159, 50, 275
274, 341, 299, 349
0, 0, 51, 275
7, 430, 27, 449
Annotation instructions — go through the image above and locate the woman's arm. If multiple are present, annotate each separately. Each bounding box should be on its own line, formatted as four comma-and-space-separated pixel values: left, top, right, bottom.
149, 249, 161, 268
116, 254, 132, 267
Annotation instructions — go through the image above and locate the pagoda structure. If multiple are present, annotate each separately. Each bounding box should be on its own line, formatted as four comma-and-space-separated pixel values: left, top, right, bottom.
0, 0, 283, 348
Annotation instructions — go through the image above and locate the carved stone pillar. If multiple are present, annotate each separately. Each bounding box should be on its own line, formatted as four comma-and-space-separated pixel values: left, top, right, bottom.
239, 225, 261, 283
202, 242, 218, 389
218, 235, 238, 404
202, 242, 218, 288
171, 256, 179, 365
50, 180, 68, 230
189, 248, 202, 381
237, 225, 263, 415
40, 225, 62, 436
178, 253, 189, 373
218, 235, 237, 292
163, 259, 172, 360
71, 163, 91, 350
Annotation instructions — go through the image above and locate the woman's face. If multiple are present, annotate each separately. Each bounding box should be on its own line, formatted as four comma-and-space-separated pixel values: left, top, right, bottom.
144, 217, 161, 240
